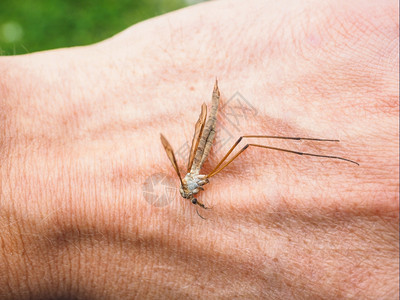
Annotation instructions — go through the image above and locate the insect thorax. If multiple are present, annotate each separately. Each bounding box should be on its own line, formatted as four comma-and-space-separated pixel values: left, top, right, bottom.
179, 172, 209, 199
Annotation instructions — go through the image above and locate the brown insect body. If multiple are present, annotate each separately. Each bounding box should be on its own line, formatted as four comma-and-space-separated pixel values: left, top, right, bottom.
179, 80, 220, 209
180, 173, 208, 202
160, 80, 358, 218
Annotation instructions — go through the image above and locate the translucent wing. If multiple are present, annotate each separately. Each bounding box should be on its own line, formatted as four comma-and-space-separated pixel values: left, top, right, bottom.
187, 103, 207, 172
160, 134, 183, 185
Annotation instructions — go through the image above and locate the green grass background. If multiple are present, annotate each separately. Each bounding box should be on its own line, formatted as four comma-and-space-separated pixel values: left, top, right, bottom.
0, 0, 193, 55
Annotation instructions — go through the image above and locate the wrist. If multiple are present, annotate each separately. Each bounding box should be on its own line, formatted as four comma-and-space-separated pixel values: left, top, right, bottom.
0, 55, 87, 297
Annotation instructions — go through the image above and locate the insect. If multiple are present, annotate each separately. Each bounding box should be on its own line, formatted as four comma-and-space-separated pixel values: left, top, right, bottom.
160, 80, 359, 218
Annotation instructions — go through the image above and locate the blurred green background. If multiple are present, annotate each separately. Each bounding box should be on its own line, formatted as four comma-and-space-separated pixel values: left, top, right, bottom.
0, 0, 198, 55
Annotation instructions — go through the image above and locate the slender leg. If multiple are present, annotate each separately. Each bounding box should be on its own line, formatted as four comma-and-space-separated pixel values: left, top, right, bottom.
207, 143, 359, 178
206, 135, 342, 177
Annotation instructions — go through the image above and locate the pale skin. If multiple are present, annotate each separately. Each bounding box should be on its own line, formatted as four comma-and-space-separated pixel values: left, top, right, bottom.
0, 0, 398, 298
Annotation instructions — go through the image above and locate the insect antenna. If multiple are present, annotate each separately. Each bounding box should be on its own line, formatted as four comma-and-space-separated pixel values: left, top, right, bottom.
196, 208, 206, 220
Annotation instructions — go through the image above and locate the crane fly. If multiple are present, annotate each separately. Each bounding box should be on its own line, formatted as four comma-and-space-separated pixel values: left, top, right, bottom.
160, 80, 359, 219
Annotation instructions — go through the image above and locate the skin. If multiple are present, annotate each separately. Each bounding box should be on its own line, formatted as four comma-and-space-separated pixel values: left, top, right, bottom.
0, 0, 398, 298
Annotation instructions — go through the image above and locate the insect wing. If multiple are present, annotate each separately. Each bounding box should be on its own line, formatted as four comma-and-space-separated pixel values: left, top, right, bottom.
187, 103, 207, 172
160, 134, 183, 184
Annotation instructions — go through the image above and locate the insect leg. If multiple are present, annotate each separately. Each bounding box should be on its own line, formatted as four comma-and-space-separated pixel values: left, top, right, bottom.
205, 135, 341, 178
207, 143, 359, 178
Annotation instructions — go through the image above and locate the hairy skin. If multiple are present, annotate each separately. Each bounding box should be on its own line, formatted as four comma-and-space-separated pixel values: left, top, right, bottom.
0, 0, 398, 298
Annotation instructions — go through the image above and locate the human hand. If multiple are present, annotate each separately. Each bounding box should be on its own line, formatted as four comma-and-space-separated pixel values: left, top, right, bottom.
0, 0, 398, 298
